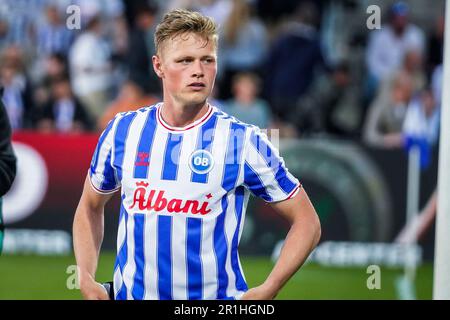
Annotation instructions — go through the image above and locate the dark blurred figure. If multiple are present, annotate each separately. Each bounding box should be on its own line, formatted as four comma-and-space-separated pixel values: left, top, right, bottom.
127, 3, 161, 96
293, 61, 359, 137
34, 53, 68, 110
0, 19, 9, 51
0, 95, 17, 254
36, 75, 92, 134
427, 13, 444, 77
0, 46, 34, 130
263, 1, 326, 122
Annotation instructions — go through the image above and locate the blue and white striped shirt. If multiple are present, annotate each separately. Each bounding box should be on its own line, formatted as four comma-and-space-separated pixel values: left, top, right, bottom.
89, 103, 301, 300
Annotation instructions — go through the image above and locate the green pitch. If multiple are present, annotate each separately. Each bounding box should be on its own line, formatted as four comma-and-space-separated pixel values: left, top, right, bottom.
0, 253, 433, 299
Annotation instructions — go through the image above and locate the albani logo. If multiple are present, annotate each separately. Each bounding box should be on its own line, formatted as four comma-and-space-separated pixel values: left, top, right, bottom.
129, 181, 212, 215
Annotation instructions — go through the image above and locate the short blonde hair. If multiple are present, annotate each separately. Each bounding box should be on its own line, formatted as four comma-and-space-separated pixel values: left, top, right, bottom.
154, 9, 218, 54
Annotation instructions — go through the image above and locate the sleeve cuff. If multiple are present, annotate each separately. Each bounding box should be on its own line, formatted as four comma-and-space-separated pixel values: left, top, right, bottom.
88, 171, 120, 195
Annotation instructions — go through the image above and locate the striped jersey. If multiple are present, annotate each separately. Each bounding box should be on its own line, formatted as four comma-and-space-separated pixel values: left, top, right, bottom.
89, 103, 301, 300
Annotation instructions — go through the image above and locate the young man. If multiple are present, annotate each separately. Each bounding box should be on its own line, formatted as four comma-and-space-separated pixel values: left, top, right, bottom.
0, 97, 17, 254
73, 9, 321, 300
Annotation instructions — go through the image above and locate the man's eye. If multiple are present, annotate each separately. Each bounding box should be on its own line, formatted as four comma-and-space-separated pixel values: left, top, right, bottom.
179, 59, 191, 64
203, 58, 215, 64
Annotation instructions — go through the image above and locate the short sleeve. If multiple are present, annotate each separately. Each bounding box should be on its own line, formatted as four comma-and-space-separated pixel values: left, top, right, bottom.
243, 127, 301, 202
89, 117, 120, 194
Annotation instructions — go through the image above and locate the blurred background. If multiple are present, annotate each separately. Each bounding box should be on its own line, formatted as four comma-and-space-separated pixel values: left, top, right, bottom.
0, 0, 445, 299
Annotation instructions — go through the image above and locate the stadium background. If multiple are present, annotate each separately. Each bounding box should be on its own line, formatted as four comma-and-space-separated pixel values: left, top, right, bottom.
0, 0, 444, 299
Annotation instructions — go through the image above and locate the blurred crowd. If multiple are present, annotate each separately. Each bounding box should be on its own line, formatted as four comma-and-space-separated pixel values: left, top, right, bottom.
0, 0, 444, 150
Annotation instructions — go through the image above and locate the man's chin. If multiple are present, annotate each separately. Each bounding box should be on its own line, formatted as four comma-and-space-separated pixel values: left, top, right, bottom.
182, 95, 208, 106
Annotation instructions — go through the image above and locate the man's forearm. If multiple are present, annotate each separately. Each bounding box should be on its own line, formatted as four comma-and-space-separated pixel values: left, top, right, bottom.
264, 212, 321, 296
73, 202, 105, 284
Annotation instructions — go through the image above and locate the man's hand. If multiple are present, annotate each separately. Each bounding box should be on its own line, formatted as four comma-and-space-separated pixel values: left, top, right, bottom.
240, 282, 277, 300
80, 278, 110, 300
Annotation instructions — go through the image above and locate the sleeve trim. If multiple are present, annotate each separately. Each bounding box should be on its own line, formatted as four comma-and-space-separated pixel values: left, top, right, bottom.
286, 184, 301, 200
88, 172, 121, 195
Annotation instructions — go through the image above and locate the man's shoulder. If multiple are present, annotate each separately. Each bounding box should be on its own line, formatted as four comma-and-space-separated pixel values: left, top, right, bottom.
113, 103, 159, 121
212, 105, 258, 132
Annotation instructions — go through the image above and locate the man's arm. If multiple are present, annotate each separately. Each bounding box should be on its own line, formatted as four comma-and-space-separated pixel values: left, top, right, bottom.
241, 187, 321, 300
73, 174, 115, 300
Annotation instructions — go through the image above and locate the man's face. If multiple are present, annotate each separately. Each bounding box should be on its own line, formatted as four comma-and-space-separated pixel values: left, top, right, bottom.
153, 32, 217, 107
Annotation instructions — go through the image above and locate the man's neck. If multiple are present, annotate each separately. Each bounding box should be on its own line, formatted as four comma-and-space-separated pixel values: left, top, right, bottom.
160, 100, 210, 128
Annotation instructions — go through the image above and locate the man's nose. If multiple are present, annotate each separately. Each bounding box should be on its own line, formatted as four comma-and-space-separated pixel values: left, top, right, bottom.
191, 60, 204, 78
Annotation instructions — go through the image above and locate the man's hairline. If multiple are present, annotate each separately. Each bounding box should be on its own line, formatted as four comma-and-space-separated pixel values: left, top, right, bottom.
156, 31, 218, 58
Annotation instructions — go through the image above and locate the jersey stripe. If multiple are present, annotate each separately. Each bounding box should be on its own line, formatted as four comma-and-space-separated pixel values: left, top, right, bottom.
123, 211, 135, 299
214, 122, 246, 298
91, 116, 115, 171
172, 216, 188, 299
186, 218, 203, 299
162, 133, 183, 181
250, 131, 297, 195
231, 186, 248, 291
213, 195, 228, 299
143, 213, 158, 299
244, 161, 272, 201
115, 198, 128, 299
100, 151, 116, 190
113, 113, 137, 181
192, 113, 218, 183
134, 108, 157, 179
157, 215, 173, 299
131, 213, 145, 299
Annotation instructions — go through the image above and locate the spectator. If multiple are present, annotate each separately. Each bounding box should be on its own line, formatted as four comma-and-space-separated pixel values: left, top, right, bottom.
193, 0, 233, 28
0, 19, 9, 51
98, 77, 159, 131
218, 0, 267, 100
293, 61, 359, 137
224, 72, 272, 129
127, 3, 160, 96
427, 13, 444, 76
431, 64, 443, 107
403, 87, 440, 147
0, 47, 33, 130
366, 2, 425, 87
36, 74, 92, 133
69, 15, 113, 122
263, 1, 326, 121
363, 71, 413, 148
372, 48, 426, 118
34, 53, 68, 109
35, 4, 74, 58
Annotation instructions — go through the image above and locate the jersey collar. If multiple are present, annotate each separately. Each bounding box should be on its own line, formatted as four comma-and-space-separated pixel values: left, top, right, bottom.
156, 103, 214, 132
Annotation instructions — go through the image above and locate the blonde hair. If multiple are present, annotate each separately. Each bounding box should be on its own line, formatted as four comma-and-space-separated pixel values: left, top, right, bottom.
155, 9, 218, 54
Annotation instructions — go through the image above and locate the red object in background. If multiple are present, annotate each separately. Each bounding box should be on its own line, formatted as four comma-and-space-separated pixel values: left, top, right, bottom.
12, 131, 99, 209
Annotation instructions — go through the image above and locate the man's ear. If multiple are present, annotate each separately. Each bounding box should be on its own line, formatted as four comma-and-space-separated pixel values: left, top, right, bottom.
152, 55, 164, 79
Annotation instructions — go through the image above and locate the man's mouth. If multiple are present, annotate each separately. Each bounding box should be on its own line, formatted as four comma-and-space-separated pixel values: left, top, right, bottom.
188, 82, 206, 88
